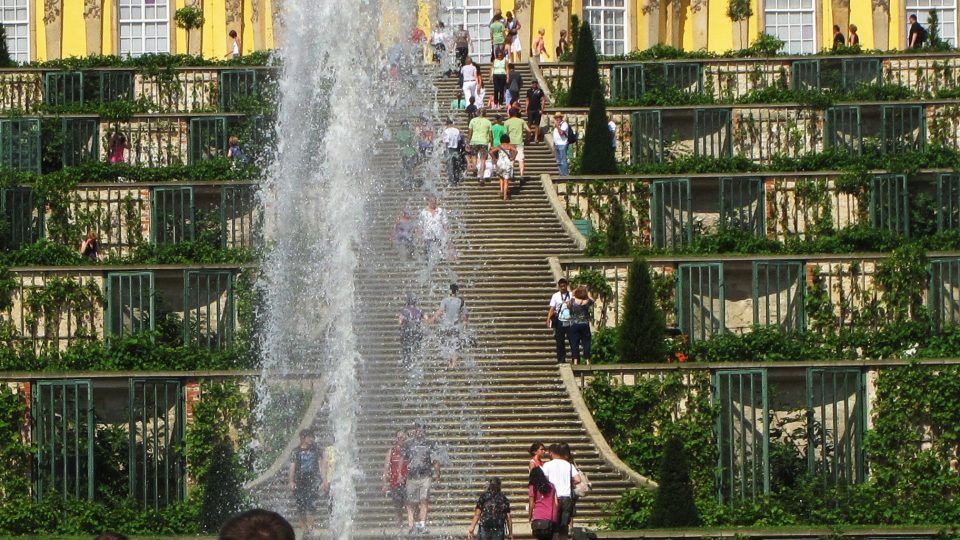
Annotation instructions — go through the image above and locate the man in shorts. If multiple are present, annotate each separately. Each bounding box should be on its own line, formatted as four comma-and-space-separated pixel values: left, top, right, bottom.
288, 429, 323, 534
404, 423, 441, 535
468, 109, 493, 180
525, 80, 547, 143
433, 283, 469, 366
503, 108, 530, 176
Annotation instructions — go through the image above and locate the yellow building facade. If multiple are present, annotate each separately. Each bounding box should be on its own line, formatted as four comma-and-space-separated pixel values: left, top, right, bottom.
0, 0, 276, 63
419, 0, 941, 58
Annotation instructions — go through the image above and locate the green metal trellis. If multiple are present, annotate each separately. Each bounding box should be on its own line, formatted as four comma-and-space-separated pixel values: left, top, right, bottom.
824, 106, 862, 154
183, 270, 236, 349
695, 108, 732, 158
151, 186, 195, 245
791, 59, 821, 91
881, 105, 925, 154
651, 178, 692, 249
0, 117, 42, 173
630, 110, 663, 164
0, 186, 41, 249
937, 173, 960, 232
61, 117, 100, 167
752, 260, 806, 331
720, 176, 765, 235
96, 71, 135, 103
220, 184, 258, 249
220, 69, 259, 112
44, 72, 84, 107
929, 257, 960, 329
32, 380, 95, 501
714, 369, 769, 504
610, 64, 644, 102
105, 272, 155, 338
677, 262, 725, 341
188, 116, 227, 164
806, 368, 866, 488
870, 174, 909, 235
841, 58, 881, 89
129, 379, 186, 508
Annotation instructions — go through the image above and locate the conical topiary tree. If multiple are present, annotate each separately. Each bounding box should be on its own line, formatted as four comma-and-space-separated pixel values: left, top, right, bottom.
199, 439, 246, 532
649, 437, 700, 527
580, 89, 617, 174
0, 26, 12, 68
567, 21, 600, 107
605, 199, 630, 256
618, 256, 667, 362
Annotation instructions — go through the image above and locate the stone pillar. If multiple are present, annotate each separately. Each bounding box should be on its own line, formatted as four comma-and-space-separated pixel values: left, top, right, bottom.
252, 0, 266, 50
645, 1, 661, 47
84, 0, 103, 55
832, 0, 850, 39
43, 0, 64, 60
668, 0, 683, 47
187, 0, 203, 56
872, 0, 890, 49
692, 0, 708, 49
226, 0, 244, 54
513, 0, 533, 61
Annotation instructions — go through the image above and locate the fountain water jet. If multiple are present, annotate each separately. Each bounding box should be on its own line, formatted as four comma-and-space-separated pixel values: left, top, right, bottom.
254, 0, 421, 536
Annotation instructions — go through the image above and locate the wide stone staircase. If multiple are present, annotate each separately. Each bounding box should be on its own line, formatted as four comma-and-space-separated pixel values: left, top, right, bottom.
435, 62, 558, 177
256, 67, 638, 538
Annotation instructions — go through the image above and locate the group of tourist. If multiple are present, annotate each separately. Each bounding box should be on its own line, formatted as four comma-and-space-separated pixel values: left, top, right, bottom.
399, 282, 470, 368
382, 423, 443, 535
547, 278, 597, 365
464, 442, 586, 540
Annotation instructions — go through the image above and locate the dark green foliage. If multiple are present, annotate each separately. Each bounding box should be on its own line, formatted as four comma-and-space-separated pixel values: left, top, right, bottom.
618, 257, 667, 362
649, 437, 700, 527
580, 90, 617, 174
604, 200, 630, 256
199, 439, 246, 532
0, 26, 12, 68
568, 21, 601, 107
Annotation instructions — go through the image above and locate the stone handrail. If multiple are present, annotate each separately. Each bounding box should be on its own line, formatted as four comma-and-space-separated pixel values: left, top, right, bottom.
558, 363, 657, 490
541, 174, 587, 250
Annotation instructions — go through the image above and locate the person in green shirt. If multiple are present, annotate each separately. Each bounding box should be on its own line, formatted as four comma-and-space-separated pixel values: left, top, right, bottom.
395, 121, 419, 190
489, 14, 506, 61
503, 108, 529, 176
468, 111, 494, 181
492, 114, 505, 147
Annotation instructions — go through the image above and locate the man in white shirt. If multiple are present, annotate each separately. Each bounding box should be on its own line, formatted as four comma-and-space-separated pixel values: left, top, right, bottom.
442, 119, 462, 186
541, 442, 581, 540
552, 112, 570, 176
546, 278, 571, 363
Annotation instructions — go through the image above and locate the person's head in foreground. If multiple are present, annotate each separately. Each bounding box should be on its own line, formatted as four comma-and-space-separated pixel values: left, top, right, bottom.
218, 509, 295, 540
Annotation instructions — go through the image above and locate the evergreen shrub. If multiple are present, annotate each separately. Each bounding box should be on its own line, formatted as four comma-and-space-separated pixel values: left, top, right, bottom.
649, 437, 701, 527
618, 257, 667, 362
568, 21, 600, 107
580, 89, 617, 174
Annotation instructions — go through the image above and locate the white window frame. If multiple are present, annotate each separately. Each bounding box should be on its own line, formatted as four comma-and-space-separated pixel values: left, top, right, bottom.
764, 0, 816, 55
0, 0, 30, 64
583, 0, 628, 56
441, 0, 494, 61
118, 0, 171, 57
906, 0, 957, 46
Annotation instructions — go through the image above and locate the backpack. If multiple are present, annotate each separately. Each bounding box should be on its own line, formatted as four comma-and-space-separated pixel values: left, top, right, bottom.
918, 25, 928, 45
566, 124, 579, 144
573, 467, 592, 498
479, 493, 507, 529
295, 445, 320, 483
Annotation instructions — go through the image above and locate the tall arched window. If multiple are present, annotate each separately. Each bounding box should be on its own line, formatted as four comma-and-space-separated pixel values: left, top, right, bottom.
764, 0, 816, 54
0, 0, 30, 63
584, 0, 627, 56
118, 0, 170, 57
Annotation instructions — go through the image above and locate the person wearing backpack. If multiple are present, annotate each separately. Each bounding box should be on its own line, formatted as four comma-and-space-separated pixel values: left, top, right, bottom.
432, 283, 470, 367
403, 423, 441, 535
552, 112, 573, 176
467, 477, 514, 540
288, 429, 323, 535
909, 14, 927, 48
